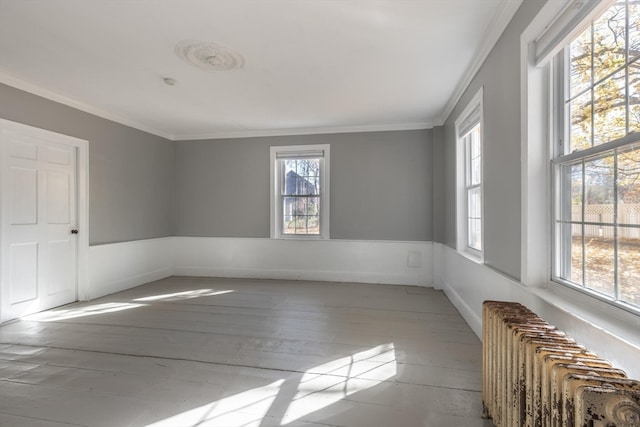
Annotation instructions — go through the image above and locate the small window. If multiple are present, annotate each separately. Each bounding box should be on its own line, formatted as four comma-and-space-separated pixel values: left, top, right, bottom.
553, 0, 640, 311
270, 145, 330, 239
456, 88, 484, 260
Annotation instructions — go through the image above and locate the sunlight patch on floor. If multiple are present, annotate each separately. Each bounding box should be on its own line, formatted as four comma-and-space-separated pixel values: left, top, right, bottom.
141, 344, 396, 427
23, 302, 146, 322
133, 289, 234, 302
281, 343, 396, 425
145, 380, 284, 427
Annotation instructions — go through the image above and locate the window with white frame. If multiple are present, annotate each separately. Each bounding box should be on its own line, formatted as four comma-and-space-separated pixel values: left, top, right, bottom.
270, 145, 330, 239
552, 0, 640, 311
456, 88, 484, 260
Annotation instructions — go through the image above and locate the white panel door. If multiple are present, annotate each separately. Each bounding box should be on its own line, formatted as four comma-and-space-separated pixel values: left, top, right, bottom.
1, 126, 78, 321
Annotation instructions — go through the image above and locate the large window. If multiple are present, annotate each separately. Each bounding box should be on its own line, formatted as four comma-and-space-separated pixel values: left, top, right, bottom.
553, 0, 640, 311
456, 88, 484, 260
270, 145, 330, 239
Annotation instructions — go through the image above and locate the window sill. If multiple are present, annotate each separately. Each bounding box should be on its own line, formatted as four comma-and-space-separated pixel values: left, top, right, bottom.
527, 281, 640, 349
457, 247, 484, 264
272, 235, 329, 241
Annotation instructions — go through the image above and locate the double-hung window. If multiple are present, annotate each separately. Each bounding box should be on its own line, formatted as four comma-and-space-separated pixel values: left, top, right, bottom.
552, 0, 640, 311
270, 145, 330, 239
456, 88, 484, 260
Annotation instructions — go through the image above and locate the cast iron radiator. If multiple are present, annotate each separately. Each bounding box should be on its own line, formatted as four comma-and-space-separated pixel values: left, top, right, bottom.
482, 300, 640, 427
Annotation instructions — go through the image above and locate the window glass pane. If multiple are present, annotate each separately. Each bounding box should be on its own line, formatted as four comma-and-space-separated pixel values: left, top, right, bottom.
569, 90, 593, 152
569, 30, 592, 99
467, 187, 482, 250
283, 159, 320, 196
306, 196, 320, 216
584, 225, 615, 297
618, 226, 640, 306
630, 1, 640, 61
630, 59, 640, 133
283, 197, 297, 217
593, 70, 627, 146
584, 154, 615, 222
572, 163, 583, 222
468, 127, 481, 186
282, 196, 320, 235
468, 218, 481, 251
567, 222, 584, 285
617, 143, 640, 222
558, 163, 583, 222
307, 215, 319, 234
283, 215, 296, 234
592, 2, 626, 84
284, 160, 297, 182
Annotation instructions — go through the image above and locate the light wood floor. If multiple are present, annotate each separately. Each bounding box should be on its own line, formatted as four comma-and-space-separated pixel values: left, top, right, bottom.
0, 277, 493, 427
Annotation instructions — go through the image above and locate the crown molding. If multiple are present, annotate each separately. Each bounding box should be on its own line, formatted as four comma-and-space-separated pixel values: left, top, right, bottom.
438, 0, 523, 125
0, 72, 173, 140
1, 72, 433, 141
172, 121, 434, 141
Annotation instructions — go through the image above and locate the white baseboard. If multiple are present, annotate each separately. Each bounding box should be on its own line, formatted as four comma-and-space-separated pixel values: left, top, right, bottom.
173, 237, 433, 287
87, 237, 173, 300
441, 279, 483, 337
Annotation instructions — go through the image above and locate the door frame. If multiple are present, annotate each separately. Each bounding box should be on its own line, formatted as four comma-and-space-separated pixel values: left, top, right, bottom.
0, 119, 89, 322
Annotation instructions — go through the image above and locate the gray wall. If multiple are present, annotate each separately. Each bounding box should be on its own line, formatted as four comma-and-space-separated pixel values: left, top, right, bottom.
434, 0, 547, 280
174, 130, 433, 241
0, 84, 174, 245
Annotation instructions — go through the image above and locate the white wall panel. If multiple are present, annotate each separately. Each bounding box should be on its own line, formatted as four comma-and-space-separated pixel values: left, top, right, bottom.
86, 237, 433, 302
87, 237, 173, 300
173, 237, 433, 287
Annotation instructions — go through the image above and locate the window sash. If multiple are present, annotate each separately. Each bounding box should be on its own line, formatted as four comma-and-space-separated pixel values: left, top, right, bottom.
455, 87, 483, 260
270, 144, 329, 239
278, 157, 323, 236
466, 184, 482, 251
464, 125, 482, 252
552, 1, 640, 311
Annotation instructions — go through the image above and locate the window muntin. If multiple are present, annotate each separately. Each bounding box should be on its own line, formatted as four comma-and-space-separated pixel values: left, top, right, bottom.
270, 145, 329, 239
554, 0, 640, 311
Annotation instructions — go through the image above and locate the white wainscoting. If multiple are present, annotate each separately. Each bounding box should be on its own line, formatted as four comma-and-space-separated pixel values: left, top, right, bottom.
173, 237, 433, 287
86, 237, 433, 301
87, 237, 173, 300
433, 242, 640, 379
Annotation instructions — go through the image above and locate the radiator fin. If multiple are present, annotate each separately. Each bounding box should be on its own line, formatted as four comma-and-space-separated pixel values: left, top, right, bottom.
482, 300, 640, 427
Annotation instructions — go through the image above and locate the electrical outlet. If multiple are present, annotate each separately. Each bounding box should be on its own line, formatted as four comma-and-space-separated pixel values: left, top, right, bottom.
407, 250, 422, 268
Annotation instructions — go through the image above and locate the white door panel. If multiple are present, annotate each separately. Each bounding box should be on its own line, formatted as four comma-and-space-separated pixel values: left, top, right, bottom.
47, 171, 71, 224
1, 124, 79, 321
10, 167, 38, 224
47, 146, 71, 166
9, 138, 37, 160
46, 239, 73, 296
9, 242, 38, 305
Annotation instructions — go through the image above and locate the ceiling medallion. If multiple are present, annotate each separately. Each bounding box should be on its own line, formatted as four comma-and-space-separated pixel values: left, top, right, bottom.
175, 40, 245, 71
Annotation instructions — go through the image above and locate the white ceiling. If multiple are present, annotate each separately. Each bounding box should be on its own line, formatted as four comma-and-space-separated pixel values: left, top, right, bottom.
0, 0, 520, 140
